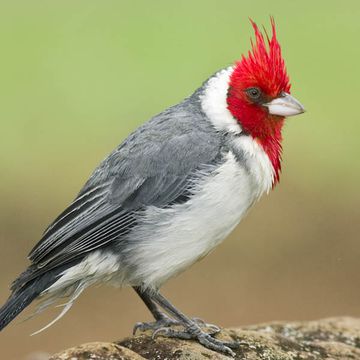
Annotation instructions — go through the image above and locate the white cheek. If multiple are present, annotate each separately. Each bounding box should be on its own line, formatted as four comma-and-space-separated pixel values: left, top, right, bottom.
200, 66, 242, 133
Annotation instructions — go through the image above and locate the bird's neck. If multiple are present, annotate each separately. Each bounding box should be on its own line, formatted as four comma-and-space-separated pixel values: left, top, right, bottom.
251, 121, 283, 185
235, 113, 284, 185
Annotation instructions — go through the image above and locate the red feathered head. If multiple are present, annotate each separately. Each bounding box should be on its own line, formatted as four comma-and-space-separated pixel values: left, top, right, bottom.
227, 18, 302, 184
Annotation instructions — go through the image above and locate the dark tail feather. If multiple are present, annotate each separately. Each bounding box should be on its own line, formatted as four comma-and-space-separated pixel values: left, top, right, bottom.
0, 260, 81, 332
0, 285, 39, 331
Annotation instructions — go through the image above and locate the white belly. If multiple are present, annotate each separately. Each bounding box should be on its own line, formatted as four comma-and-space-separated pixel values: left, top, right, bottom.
51, 137, 275, 294
126, 142, 274, 289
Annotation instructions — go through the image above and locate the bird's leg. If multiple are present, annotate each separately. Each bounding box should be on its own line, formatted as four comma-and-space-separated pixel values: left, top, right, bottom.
134, 286, 169, 321
133, 286, 220, 335
146, 290, 239, 357
133, 286, 177, 334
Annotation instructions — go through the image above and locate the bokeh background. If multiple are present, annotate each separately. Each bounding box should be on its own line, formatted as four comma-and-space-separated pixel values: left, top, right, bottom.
0, 1, 359, 359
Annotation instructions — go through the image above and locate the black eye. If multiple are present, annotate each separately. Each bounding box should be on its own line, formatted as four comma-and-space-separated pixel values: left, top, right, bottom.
245, 87, 261, 100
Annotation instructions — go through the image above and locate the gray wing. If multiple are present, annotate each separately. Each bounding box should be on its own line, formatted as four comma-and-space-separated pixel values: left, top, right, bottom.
20, 99, 225, 287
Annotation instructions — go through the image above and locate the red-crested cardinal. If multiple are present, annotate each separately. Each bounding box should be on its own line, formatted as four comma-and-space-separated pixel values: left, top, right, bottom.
0, 18, 304, 356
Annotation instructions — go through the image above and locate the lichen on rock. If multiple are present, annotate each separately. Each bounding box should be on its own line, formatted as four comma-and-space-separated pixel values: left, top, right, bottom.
50, 317, 360, 359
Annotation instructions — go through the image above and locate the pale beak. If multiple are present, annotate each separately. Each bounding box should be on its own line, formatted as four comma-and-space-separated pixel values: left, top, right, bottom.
264, 92, 305, 117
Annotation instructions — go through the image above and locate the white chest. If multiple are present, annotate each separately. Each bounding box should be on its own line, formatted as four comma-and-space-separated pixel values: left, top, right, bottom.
127, 139, 274, 289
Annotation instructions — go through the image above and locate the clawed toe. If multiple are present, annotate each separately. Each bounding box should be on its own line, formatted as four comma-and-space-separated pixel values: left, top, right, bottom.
151, 323, 238, 357
192, 317, 221, 334
133, 316, 176, 335
133, 307, 237, 357
133, 289, 240, 356
133, 321, 159, 335
134, 316, 220, 336
197, 332, 238, 357
152, 326, 193, 340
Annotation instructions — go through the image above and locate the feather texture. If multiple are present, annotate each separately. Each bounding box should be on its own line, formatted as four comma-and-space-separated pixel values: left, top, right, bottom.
20, 93, 225, 291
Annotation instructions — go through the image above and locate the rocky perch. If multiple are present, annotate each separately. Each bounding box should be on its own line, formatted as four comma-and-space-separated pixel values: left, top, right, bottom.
50, 317, 360, 359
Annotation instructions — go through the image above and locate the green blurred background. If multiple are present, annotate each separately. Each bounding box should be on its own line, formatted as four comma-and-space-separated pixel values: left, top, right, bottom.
0, 1, 359, 359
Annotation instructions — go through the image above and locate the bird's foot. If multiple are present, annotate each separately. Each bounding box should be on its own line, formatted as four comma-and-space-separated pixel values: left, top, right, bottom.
134, 315, 220, 336
190, 317, 221, 335
152, 323, 239, 357
133, 314, 176, 335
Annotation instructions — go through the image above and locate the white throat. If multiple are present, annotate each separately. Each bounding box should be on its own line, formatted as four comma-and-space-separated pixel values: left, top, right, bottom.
200, 66, 242, 134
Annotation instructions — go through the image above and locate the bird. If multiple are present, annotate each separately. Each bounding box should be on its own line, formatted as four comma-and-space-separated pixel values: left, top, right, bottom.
0, 18, 304, 356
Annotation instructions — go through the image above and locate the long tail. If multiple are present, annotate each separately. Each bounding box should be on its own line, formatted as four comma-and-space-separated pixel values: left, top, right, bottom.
0, 263, 79, 332
0, 284, 40, 331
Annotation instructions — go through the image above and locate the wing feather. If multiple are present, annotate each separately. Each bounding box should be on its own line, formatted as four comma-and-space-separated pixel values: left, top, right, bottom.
22, 98, 225, 290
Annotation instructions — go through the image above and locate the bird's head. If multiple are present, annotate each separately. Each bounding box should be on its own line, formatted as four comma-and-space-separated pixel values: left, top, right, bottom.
227, 18, 304, 182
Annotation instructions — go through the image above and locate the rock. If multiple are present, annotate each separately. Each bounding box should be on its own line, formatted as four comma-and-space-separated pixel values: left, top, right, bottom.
49, 342, 144, 360
50, 317, 360, 359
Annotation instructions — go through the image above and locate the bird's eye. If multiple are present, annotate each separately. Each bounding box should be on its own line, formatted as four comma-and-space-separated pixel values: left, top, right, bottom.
245, 87, 261, 100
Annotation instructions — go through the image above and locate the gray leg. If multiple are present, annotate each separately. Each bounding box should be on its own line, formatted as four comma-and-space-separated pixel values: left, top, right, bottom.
145, 290, 239, 357
133, 286, 167, 321
133, 286, 177, 334
133, 287, 220, 336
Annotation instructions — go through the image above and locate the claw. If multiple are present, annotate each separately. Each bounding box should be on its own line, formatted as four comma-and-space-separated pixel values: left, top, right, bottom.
152, 327, 166, 339
151, 323, 238, 357
191, 317, 221, 335
196, 333, 237, 357
133, 316, 178, 336
206, 324, 221, 335
133, 321, 146, 335
133, 316, 238, 356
